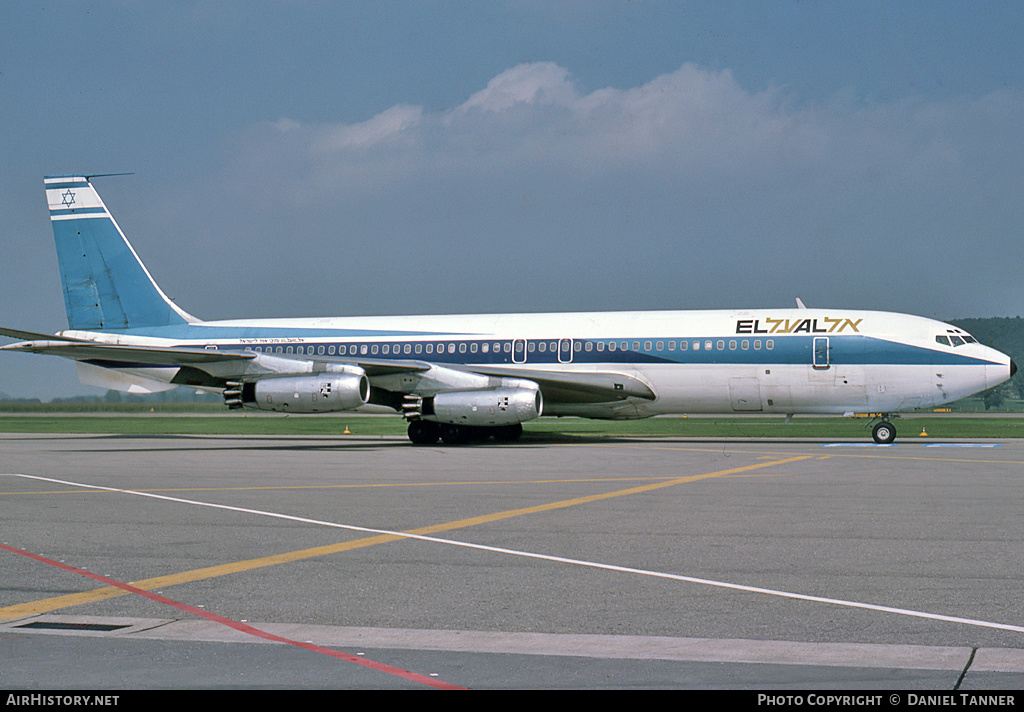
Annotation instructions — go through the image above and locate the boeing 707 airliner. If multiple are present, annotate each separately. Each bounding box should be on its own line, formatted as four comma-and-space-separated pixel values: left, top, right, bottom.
0, 176, 1015, 445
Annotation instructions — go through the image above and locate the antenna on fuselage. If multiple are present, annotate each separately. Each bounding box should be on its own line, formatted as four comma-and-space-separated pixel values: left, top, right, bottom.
795, 298, 807, 309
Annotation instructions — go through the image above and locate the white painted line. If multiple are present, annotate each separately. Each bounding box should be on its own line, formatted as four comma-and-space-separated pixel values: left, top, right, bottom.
7, 472, 1024, 637
923, 443, 1001, 448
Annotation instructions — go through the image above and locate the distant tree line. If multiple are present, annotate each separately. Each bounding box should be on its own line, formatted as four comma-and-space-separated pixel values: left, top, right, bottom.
951, 316, 1024, 409
0, 388, 221, 405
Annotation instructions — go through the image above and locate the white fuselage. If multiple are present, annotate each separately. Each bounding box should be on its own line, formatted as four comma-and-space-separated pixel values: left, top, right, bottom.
63, 307, 1013, 419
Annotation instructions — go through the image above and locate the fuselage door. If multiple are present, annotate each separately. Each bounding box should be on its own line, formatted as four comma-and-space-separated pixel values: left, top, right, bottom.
512, 338, 527, 364
558, 338, 573, 364
813, 337, 830, 369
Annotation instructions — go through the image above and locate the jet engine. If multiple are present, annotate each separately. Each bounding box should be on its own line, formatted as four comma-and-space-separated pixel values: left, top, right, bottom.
237, 372, 370, 413
431, 386, 543, 427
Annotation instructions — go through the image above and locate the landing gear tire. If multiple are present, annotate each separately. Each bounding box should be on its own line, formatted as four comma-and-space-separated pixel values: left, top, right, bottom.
439, 423, 466, 446
493, 423, 523, 442
408, 419, 440, 445
872, 421, 897, 445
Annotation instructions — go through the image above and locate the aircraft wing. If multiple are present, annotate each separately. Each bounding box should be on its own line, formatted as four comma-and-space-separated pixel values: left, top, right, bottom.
0, 333, 651, 405
0, 336, 431, 376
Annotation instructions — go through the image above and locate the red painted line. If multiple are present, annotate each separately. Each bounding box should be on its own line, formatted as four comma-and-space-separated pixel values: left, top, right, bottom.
1, 543, 465, 690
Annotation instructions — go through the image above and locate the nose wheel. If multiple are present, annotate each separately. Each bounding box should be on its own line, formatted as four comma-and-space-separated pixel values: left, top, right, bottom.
871, 419, 897, 444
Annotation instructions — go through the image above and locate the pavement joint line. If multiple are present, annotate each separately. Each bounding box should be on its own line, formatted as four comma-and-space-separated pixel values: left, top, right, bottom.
6, 614, 1024, 673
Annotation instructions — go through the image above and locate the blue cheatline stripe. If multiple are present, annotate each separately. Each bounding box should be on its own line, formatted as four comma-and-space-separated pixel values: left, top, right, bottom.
86, 328, 998, 369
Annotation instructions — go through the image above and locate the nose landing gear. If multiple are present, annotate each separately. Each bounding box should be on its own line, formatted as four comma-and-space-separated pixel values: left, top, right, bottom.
870, 417, 898, 444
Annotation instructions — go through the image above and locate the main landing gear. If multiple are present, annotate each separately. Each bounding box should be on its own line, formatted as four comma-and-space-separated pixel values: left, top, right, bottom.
870, 416, 898, 445
407, 419, 523, 445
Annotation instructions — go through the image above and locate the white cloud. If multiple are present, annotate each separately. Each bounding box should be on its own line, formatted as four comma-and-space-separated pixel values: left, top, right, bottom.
215, 61, 1024, 317
456, 62, 577, 114
315, 104, 423, 152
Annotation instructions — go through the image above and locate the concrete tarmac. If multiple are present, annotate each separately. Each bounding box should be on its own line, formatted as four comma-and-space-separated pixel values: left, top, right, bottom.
2, 432, 1024, 690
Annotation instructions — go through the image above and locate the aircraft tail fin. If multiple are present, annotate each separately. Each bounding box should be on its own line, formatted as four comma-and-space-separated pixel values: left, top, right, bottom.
44, 175, 199, 331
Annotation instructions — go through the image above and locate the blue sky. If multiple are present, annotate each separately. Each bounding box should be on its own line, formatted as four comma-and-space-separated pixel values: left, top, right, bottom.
1, 1, 1023, 398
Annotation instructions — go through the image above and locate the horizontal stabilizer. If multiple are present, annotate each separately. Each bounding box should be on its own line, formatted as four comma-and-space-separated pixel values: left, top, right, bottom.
0, 327, 90, 343
0, 340, 256, 365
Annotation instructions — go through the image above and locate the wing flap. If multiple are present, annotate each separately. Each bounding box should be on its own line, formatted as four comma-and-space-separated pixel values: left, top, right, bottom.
460, 365, 656, 403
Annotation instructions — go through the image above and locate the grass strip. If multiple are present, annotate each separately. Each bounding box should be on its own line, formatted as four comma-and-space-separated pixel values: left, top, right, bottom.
0, 414, 1020, 439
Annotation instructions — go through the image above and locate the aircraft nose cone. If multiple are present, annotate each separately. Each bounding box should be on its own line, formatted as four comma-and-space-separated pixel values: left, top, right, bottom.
1012, 359, 1018, 378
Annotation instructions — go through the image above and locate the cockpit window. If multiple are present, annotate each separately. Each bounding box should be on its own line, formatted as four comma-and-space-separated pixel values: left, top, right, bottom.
937, 330, 978, 347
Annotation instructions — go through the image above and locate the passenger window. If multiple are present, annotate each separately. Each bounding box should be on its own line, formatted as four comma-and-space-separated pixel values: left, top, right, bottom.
766, 340, 774, 350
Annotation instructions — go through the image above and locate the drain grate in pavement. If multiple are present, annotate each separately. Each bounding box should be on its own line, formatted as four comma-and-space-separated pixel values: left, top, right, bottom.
15, 621, 130, 632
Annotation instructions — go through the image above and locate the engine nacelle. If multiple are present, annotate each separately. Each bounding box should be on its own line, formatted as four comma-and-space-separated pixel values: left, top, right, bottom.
244, 372, 369, 413
431, 386, 543, 427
